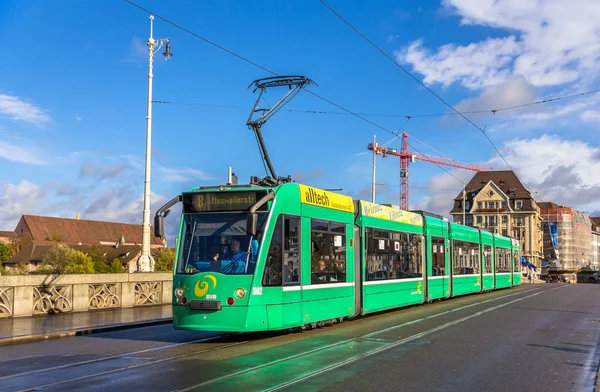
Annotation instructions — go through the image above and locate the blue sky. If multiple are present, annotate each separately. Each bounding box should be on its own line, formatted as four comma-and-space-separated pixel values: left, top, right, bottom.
2, 0, 600, 244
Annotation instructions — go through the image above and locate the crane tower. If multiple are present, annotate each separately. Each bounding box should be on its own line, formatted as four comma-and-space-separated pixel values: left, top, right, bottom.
367, 132, 487, 210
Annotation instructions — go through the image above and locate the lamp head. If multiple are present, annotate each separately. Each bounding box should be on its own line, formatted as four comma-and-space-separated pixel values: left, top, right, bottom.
162, 40, 173, 60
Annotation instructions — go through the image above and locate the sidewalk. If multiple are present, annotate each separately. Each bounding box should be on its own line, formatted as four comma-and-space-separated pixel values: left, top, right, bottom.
0, 304, 172, 345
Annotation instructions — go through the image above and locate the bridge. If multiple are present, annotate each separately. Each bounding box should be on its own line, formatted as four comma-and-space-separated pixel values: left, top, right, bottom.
1, 283, 598, 391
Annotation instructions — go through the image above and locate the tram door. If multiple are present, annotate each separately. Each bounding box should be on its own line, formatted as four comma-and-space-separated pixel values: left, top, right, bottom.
428, 236, 446, 300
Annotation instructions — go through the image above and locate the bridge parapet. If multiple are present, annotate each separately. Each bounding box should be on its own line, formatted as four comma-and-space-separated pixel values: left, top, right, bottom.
0, 273, 172, 318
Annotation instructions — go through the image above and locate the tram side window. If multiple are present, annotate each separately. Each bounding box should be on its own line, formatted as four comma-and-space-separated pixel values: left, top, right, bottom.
512, 250, 519, 273
495, 247, 510, 273
263, 216, 283, 287
398, 232, 423, 278
484, 245, 492, 274
469, 242, 481, 274
283, 217, 300, 284
365, 229, 423, 280
311, 220, 347, 284
262, 215, 301, 287
453, 241, 479, 275
431, 237, 446, 276
365, 229, 390, 281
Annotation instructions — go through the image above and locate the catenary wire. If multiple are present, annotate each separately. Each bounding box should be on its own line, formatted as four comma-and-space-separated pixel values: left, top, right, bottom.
153, 84, 600, 119
319, 0, 544, 199
125, 0, 468, 187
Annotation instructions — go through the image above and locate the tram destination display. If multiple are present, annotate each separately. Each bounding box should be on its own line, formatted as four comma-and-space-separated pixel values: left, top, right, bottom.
183, 190, 268, 213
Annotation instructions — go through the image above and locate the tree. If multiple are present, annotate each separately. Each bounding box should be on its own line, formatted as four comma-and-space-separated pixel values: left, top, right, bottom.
87, 246, 109, 273
0, 242, 13, 262
154, 249, 175, 272
40, 244, 95, 274
108, 259, 127, 273
0, 242, 12, 275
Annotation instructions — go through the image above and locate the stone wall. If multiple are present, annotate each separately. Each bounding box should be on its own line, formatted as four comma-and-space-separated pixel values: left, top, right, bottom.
0, 273, 172, 318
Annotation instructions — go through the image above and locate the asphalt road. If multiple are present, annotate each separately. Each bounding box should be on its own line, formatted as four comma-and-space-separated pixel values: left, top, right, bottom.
1, 283, 598, 392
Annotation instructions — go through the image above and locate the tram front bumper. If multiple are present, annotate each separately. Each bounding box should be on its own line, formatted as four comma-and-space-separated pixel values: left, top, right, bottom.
173, 304, 268, 332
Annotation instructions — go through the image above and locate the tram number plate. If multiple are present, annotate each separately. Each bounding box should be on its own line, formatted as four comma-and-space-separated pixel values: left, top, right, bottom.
252, 287, 263, 296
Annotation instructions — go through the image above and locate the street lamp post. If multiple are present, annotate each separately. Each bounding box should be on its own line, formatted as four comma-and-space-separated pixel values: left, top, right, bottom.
137, 15, 172, 272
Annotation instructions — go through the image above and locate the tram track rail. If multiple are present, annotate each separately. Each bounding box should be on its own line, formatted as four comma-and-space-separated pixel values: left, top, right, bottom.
1, 333, 239, 387
11, 286, 564, 392
176, 286, 560, 391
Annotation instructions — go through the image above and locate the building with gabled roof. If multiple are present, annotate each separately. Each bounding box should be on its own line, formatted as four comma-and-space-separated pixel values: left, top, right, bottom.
14, 215, 164, 247
449, 170, 543, 268
4, 215, 166, 273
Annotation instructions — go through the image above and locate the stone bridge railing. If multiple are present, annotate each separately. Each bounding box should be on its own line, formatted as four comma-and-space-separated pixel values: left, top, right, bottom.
0, 273, 172, 318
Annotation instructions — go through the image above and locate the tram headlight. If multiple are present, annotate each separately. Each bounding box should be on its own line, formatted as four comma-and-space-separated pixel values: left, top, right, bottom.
235, 288, 245, 299
175, 287, 184, 297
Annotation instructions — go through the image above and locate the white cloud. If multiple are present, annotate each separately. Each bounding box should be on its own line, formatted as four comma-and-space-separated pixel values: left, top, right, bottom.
122, 37, 148, 65
412, 170, 473, 217
75, 115, 82, 121
397, 36, 521, 89
398, 0, 600, 89
412, 134, 600, 217
0, 140, 45, 165
486, 134, 600, 213
0, 94, 50, 127
456, 75, 535, 112
0, 180, 44, 230
157, 166, 214, 182
580, 109, 600, 122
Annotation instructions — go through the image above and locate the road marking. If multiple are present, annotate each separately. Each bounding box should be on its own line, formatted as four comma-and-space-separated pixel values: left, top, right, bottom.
266, 285, 569, 391
363, 287, 539, 338
177, 286, 552, 391
0, 332, 235, 382
9, 285, 550, 391
14, 340, 249, 392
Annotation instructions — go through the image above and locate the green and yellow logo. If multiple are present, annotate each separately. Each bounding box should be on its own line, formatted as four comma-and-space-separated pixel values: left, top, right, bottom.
194, 275, 217, 297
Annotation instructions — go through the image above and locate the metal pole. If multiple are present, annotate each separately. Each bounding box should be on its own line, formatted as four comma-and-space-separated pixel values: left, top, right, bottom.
372, 135, 376, 203
462, 189, 466, 226
138, 15, 156, 272
228, 167, 232, 184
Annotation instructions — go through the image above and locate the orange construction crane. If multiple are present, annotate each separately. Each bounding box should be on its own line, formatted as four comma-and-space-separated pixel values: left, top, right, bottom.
367, 132, 487, 211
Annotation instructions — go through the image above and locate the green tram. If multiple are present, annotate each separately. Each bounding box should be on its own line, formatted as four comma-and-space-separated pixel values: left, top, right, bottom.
155, 182, 521, 332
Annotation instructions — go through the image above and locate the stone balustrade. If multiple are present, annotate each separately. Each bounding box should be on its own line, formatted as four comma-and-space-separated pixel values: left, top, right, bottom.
0, 273, 172, 318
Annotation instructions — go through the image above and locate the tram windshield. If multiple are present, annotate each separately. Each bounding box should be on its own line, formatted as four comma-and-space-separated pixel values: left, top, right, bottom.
177, 213, 267, 275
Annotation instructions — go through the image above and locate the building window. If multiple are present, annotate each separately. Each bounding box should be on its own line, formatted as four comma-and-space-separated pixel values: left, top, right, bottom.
263, 215, 300, 286
476, 216, 482, 224
489, 216, 496, 226
516, 200, 523, 210
502, 201, 507, 209
466, 216, 473, 226
452, 240, 480, 275
502, 229, 507, 236
365, 228, 423, 281
465, 201, 471, 210
502, 215, 508, 223
477, 202, 482, 209
310, 219, 346, 284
